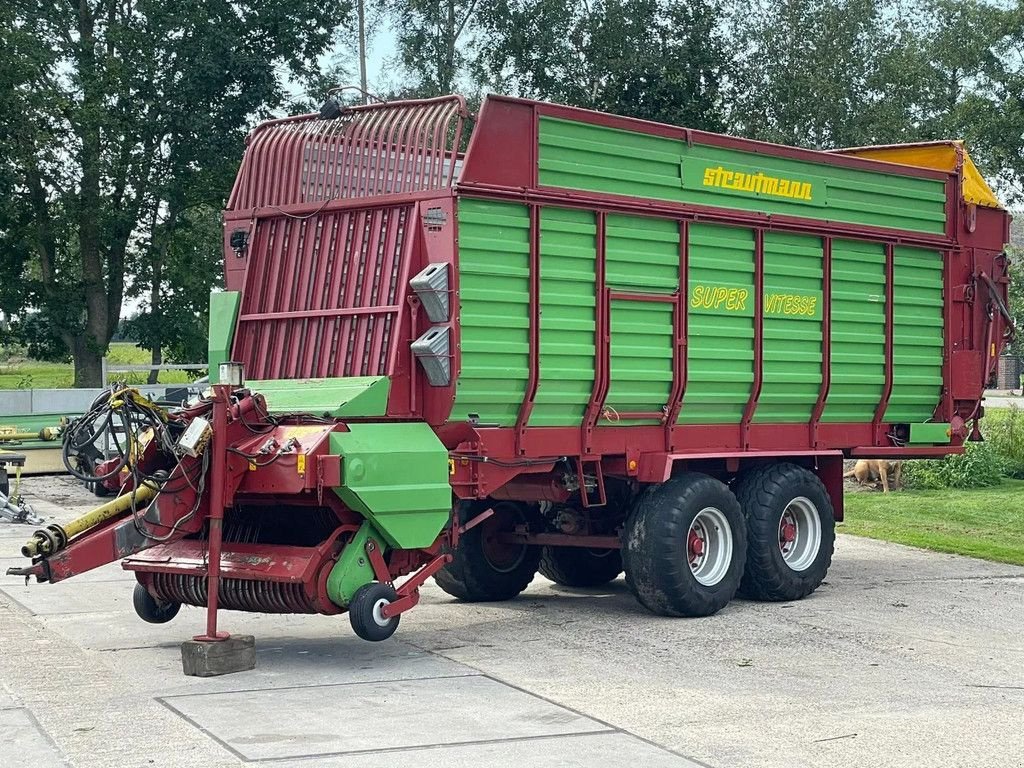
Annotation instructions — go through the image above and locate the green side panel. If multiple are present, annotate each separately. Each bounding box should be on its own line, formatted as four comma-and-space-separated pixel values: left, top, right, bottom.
208, 291, 241, 382
603, 215, 679, 424
605, 299, 675, 423
529, 207, 598, 427
452, 198, 531, 425
679, 224, 755, 424
248, 376, 390, 417
909, 422, 951, 444
821, 240, 886, 423
329, 422, 451, 550
755, 233, 824, 423
325, 521, 387, 607
605, 213, 680, 294
884, 247, 944, 423
538, 117, 947, 235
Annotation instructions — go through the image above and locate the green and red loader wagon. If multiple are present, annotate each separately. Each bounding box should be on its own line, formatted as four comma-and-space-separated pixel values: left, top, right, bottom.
9, 94, 1013, 641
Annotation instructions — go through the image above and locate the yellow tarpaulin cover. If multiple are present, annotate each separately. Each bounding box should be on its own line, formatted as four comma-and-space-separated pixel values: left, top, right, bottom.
835, 141, 1002, 209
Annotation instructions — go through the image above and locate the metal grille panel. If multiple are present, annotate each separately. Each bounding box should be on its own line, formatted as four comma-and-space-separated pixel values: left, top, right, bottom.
228, 95, 466, 210
233, 206, 410, 380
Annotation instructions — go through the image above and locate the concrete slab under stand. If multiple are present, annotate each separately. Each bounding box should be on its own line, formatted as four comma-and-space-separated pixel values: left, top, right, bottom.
0, 707, 67, 767
161, 673, 611, 761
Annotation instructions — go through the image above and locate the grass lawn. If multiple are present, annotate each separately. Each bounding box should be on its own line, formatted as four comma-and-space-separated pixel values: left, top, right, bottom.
842, 479, 1024, 566
0, 342, 194, 389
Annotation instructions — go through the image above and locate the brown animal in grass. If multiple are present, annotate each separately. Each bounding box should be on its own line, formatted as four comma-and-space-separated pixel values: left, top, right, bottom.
843, 459, 903, 493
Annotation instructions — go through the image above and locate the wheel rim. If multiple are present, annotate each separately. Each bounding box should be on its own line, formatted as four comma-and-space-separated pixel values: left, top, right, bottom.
480, 505, 528, 573
371, 597, 392, 627
687, 507, 734, 587
778, 496, 822, 572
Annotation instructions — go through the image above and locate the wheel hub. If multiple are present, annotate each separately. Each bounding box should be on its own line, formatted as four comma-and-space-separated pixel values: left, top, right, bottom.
779, 516, 797, 547
688, 530, 706, 560
686, 507, 734, 587
777, 497, 823, 572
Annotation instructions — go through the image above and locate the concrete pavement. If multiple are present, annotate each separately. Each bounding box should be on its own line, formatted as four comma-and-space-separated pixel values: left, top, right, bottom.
1, 477, 1022, 768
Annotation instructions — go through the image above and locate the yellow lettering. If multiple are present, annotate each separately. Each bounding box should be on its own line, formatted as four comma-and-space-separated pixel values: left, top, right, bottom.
736, 289, 748, 311
700, 165, 815, 203
691, 285, 705, 308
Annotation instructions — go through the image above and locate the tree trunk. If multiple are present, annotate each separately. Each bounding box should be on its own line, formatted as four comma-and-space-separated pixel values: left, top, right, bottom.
148, 345, 163, 385
72, 338, 104, 388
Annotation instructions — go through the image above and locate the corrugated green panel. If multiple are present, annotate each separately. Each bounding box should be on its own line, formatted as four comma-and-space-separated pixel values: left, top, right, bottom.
680, 224, 755, 424
538, 116, 946, 235
884, 247, 944, 423
605, 214, 680, 293
452, 198, 531, 425
529, 207, 597, 427
755, 233, 824, 423
821, 240, 886, 423
605, 299, 675, 422
602, 214, 679, 425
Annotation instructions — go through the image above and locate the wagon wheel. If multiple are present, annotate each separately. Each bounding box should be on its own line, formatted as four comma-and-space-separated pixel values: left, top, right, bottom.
734, 462, 835, 602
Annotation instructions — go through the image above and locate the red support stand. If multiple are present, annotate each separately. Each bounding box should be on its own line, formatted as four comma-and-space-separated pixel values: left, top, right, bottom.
194, 384, 230, 643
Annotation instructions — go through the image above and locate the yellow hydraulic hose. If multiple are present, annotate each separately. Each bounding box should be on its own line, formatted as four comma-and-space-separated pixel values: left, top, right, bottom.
21, 482, 159, 558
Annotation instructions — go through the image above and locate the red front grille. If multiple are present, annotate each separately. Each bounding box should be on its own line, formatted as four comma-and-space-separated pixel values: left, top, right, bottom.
233, 205, 410, 380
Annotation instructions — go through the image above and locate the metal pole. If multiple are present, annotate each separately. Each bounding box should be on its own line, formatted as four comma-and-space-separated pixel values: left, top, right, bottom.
194, 384, 230, 642
358, 0, 368, 105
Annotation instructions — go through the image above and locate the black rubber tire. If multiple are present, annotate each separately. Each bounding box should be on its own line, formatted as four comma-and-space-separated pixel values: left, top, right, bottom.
0, 468, 8, 498
734, 462, 836, 602
348, 582, 401, 642
434, 501, 541, 602
132, 583, 181, 624
622, 473, 746, 617
538, 546, 622, 587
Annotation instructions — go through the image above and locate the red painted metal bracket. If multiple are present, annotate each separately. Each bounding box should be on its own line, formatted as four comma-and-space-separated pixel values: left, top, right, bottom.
740, 229, 765, 449
665, 220, 689, 450
380, 552, 453, 618
515, 204, 542, 454
575, 457, 607, 508
872, 243, 896, 443
810, 236, 833, 447
365, 538, 392, 585
582, 212, 609, 456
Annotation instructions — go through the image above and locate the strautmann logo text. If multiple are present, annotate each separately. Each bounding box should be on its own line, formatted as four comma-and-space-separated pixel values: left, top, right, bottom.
701, 166, 814, 202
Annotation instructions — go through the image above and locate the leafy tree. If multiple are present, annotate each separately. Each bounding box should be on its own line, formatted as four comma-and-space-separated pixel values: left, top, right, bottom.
387, 0, 480, 95
126, 206, 222, 381
725, 0, 1024, 203
471, 0, 726, 130
725, 0, 907, 147
0, 0, 352, 386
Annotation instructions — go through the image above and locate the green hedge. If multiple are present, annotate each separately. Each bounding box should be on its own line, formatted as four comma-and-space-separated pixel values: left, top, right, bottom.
983, 406, 1024, 479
